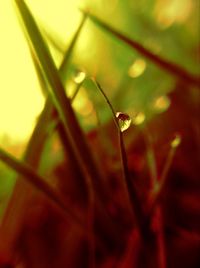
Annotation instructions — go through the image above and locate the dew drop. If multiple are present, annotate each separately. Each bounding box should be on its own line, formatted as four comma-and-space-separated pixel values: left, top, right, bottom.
116, 112, 132, 132
73, 69, 86, 84
171, 134, 181, 148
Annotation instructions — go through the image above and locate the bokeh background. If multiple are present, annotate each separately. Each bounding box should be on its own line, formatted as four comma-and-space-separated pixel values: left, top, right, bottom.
0, 0, 199, 223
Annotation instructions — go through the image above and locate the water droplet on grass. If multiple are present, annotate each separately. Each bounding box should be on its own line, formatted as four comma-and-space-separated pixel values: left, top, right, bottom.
116, 112, 131, 132
73, 69, 86, 84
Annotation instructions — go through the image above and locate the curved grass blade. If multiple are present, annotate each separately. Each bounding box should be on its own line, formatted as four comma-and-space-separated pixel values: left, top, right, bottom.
149, 134, 181, 211
142, 130, 167, 268
13, 2, 121, 259
0, 147, 84, 228
92, 79, 146, 238
84, 11, 200, 87
43, 27, 66, 55
0, 99, 54, 259
42, 13, 87, 81
0, 13, 89, 259
59, 13, 88, 80
14, 0, 106, 197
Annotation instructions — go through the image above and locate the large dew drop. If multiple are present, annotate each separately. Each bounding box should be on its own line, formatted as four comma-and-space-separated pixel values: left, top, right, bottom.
116, 112, 132, 132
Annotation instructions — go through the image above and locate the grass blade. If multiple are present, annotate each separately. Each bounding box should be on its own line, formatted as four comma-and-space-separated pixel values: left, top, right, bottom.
14, 0, 106, 197
92, 79, 146, 237
43, 27, 65, 55
143, 131, 167, 268
59, 13, 88, 80
149, 134, 181, 211
0, 147, 84, 227
0, 13, 89, 258
84, 12, 199, 87
13, 3, 120, 259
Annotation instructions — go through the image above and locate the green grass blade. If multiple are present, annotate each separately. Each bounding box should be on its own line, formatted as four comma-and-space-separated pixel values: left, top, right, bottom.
30, 48, 48, 96
143, 130, 158, 187
42, 13, 87, 76
14, 1, 119, 246
149, 135, 181, 212
0, 98, 55, 257
0, 147, 84, 227
43, 27, 65, 55
92, 79, 146, 237
13, 0, 131, 248
84, 12, 199, 87
14, 0, 105, 194
42, 13, 87, 82
59, 13, 88, 79
0, 13, 88, 254
0, 65, 83, 258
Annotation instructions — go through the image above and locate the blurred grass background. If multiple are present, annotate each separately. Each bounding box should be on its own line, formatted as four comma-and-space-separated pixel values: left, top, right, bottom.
0, 0, 199, 219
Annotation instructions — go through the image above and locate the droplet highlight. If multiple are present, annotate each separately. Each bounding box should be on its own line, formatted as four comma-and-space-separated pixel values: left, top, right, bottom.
116, 112, 132, 132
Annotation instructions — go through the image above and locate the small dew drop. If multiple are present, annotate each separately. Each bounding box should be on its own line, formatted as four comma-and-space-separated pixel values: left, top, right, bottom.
132, 112, 145, 125
128, 59, 146, 78
116, 112, 132, 132
73, 69, 86, 84
171, 134, 181, 148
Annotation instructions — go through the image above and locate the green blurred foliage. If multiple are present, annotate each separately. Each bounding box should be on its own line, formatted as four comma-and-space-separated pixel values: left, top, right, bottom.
0, 0, 199, 218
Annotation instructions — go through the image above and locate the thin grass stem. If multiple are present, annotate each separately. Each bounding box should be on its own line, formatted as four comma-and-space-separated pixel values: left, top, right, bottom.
142, 129, 167, 268
92, 79, 146, 237
150, 134, 181, 211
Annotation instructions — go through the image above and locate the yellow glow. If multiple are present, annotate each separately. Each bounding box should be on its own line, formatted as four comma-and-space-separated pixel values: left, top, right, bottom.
0, 1, 44, 146
152, 95, 171, 113
155, 0, 193, 29
73, 70, 86, 84
0, 1, 83, 147
26, 0, 83, 44
65, 80, 76, 97
79, 101, 94, 116
171, 134, 181, 148
128, 59, 146, 78
26, 0, 90, 65
132, 112, 145, 125
72, 87, 94, 116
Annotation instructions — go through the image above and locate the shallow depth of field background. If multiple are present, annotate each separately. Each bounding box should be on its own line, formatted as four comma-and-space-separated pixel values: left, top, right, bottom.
0, 0, 199, 221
